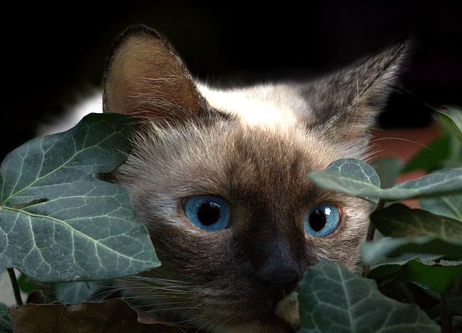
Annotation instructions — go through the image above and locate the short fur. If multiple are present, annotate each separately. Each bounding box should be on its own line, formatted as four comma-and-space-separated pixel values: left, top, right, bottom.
70, 25, 407, 333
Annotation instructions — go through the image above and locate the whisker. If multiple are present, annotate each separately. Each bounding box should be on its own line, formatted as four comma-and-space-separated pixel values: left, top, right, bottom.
369, 135, 429, 148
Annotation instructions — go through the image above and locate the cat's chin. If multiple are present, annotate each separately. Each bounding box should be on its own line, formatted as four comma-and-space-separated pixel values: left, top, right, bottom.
207, 291, 300, 333
274, 290, 300, 328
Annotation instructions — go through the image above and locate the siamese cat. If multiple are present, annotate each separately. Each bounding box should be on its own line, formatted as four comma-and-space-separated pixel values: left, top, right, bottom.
42, 25, 407, 333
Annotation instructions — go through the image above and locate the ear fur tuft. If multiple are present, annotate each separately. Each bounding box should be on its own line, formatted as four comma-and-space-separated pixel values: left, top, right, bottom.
103, 24, 207, 122
301, 37, 409, 144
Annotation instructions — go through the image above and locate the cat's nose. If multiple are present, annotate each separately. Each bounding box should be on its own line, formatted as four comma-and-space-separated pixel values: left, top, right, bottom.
256, 266, 300, 304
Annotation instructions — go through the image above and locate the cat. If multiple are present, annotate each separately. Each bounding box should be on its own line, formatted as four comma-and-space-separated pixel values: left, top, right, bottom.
41, 24, 407, 333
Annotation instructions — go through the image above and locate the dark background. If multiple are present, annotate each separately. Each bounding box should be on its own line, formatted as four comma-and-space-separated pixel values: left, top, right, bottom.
3, 1, 462, 159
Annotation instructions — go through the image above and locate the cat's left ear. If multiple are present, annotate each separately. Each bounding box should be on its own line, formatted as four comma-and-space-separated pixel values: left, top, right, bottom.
300, 38, 409, 147
103, 24, 206, 122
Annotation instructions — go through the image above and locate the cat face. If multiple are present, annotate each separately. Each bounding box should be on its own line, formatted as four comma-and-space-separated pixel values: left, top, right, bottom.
104, 25, 407, 333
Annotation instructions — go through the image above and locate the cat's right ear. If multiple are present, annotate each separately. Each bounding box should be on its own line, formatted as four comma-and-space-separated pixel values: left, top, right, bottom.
299, 38, 409, 150
103, 24, 207, 122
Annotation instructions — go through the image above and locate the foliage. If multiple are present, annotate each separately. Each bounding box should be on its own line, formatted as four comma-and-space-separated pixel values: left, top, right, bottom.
298, 259, 441, 333
0, 113, 159, 283
0, 107, 461, 332
306, 106, 462, 332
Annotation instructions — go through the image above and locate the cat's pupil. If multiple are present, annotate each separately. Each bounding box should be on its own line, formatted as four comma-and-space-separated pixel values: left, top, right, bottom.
309, 209, 327, 231
184, 196, 230, 231
197, 202, 221, 226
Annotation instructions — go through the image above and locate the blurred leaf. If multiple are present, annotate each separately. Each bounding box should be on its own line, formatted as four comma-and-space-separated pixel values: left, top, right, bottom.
435, 107, 462, 143
8, 299, 183, 333
387, 167, 462, 199
404, 259, 462, 292
371, 157, 403, 189
54, 280, 111, 304
367, 253, 442, 283
371, 257, 462, 293
297, 259, 440, 333
0, 303, 12, 333
309, 160, 462, 201
445, 135, 462, 169
363, 204, 462, 264
371, 203, 462, 242
17, 274, 41, 294
401, 134, 450, 174
0, 113, 159, 283
433, 107, 462, 169
363, 236, 462, 265
420, 193, 462, 221
427, 296, 462, 319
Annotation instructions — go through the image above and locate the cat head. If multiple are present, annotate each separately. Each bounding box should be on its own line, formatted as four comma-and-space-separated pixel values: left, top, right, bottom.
103, 25, 407, 333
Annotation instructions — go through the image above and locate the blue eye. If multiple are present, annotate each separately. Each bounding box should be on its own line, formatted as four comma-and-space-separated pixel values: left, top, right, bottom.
304, 204, 340, 236
184, 196, 230, 231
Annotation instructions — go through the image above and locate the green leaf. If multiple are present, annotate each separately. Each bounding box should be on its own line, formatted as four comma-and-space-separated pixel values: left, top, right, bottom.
404, 259, 462, 292
308, 158, 381, 203
0, 303, 12, 333
386, 167, 462, 199
391, 107, 462, 186
372, 203, 462, 241
17, 274, 40, 294
363, 236, 462, 265
369, 255, 462, 293
427, 296, 462, 319
435, 107, 462, 143
326, 159, 381, 187
367, 253, 441, 282
0, 113, 159, 283
371, 158, 403, 189
363, 204, 462, 264
309, 160, 462, 201
297, 259, 440, 333
401, 134, 451, 174
419, 193, 462, 221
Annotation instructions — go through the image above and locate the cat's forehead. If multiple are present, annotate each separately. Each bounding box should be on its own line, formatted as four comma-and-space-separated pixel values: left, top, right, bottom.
129, 116, 344, 203
198, 83, 316, 128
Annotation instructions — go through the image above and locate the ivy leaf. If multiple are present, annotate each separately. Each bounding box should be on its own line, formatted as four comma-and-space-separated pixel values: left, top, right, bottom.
363, 204, 462, 264
297, 259, 440, 333
0, 303, 11, 333
371, 158, 403, 189
367, 252, 441, 278
363, 236, 462, 266
402, 259, 462, 292
308, 159, 462, 201
325, 159, 381, 187
308, 158, 381, 204
372, 203, 462, 241
381, 167, 462, 199
0, 113, 159, 283
369, 257, 462, 293
435, 107, 462, 144
419, 193, 462, 221
427, 296, 462, 320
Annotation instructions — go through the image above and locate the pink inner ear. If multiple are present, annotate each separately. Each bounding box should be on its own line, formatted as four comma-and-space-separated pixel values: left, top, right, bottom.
103, 27, 205, 121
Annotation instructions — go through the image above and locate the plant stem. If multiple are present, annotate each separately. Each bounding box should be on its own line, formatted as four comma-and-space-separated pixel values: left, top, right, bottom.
362, 200, 384, 278
7, 268, 23, 306
441, 291, 450, 333
361, 223, 375, 277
